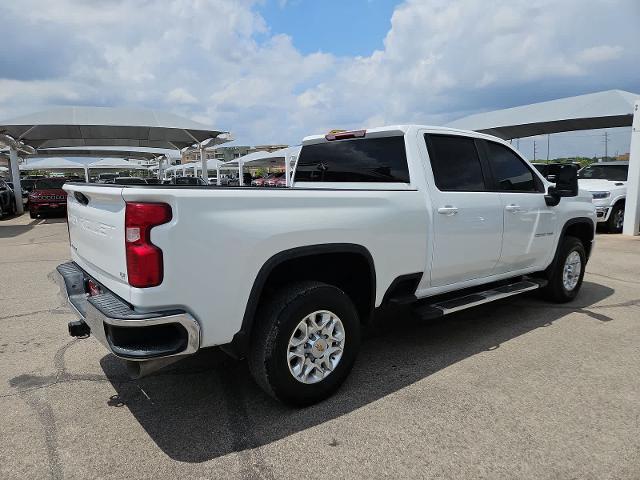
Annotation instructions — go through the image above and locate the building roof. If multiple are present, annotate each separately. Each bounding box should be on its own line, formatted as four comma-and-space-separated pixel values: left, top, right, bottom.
0, 106, 229, 149
446, 89, 640, 139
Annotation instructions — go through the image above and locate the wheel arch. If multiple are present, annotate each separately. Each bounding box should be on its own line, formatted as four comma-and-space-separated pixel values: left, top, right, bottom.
224, 243, 376, 359
546, 217, 595, 275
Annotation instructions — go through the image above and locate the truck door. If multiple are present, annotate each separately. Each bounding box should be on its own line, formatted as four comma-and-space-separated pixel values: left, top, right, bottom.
423, 133, 504, 287
480, 139, 558, 272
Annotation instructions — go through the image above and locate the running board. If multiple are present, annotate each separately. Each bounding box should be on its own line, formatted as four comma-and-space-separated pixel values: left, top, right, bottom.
412, 279, 547, 320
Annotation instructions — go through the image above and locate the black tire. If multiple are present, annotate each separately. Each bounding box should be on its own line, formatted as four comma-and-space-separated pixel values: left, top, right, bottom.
0, 204, 4, 219
248, 281, 361, 406
541, 236, 586, 303
605, 203, 624, 234
29, 209, 37, 219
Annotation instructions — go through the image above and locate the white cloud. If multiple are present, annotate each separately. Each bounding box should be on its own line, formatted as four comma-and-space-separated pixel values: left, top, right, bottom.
168, 87, 198, 105
0, 0, 638, 158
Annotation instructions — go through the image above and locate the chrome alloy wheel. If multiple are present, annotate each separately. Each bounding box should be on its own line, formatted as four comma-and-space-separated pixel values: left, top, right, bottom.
287, 310, 345, 384
562, 251, 582, 291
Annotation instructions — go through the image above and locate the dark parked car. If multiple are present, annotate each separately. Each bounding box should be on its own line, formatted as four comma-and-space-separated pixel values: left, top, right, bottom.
0, 180, 17, 218
112, 177, 148, 185
145, 178, 162, 184
173, 176, 207, 185
28, 178, 68, 219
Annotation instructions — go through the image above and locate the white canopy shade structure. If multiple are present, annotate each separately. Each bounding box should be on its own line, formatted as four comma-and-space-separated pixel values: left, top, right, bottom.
0, 106, 229, 212
87, 158, 149, 169
0, 106, 228, 149
446, 89, 640, 236
34, 147, 163, 161
222, 146, 300, 186
19, 157, 89, 181
446, 89, 638, 140
20, 157, 86, 170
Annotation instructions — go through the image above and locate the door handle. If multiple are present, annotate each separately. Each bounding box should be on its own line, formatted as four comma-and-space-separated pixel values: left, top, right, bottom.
505, 204, 523, 213
437, 206, 459, 216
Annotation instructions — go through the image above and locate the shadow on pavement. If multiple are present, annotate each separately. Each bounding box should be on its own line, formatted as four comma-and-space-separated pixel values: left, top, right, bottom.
0, 216, 66, 237
101, 280, 614, 462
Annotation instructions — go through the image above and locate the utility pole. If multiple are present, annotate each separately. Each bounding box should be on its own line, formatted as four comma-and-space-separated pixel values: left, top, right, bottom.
533, 140, 537, 161
546, 134, 550, 162
603, 130, 609, 161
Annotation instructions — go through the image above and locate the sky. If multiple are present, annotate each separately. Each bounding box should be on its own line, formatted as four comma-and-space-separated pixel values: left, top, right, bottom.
1, 0, 639, 159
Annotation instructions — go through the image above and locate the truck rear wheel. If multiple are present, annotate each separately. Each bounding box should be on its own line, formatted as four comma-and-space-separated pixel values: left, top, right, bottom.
248, 281, 361, 406
541, 236, 586, 303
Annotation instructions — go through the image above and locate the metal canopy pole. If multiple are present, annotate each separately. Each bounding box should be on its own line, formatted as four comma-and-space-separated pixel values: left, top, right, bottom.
216, 161, 221, 186
8, 147, 24, 214
623, 101, 640, 235
285, 155, 292, 187
84, 167, 89, 182
238, 159, 244, 186
200, 144, 208, 184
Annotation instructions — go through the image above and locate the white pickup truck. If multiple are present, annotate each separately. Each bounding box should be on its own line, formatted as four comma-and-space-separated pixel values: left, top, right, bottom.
56, 125, 596, 406
577, 161, 629, 233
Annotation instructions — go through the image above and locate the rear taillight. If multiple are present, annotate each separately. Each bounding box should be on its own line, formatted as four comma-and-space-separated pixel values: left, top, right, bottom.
125, 202, 172, 288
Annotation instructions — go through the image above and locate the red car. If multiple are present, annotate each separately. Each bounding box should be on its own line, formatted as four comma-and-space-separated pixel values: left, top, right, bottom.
266, 172, 287, 187
28, 178, 68, 219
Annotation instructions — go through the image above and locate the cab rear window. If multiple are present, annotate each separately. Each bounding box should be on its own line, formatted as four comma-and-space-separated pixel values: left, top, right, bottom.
295, 136, 410, 183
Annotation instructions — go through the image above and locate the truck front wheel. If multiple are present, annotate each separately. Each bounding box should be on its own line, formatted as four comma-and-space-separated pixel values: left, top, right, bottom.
606, 203, 624, 233
541, 236, 586, 303
248, 281, 361, 406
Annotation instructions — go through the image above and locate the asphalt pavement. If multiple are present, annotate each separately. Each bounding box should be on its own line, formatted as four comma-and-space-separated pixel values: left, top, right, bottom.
1, 213, 639, 479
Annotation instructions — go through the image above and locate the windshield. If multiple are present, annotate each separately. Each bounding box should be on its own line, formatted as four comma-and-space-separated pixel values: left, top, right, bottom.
579, 164, 628, 181
34, 178, 67, 189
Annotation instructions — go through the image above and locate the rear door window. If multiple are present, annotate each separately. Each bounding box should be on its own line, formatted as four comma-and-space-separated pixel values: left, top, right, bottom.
425, 134, 487, 191
295, 136, 410, 183
484, 141, 541, 192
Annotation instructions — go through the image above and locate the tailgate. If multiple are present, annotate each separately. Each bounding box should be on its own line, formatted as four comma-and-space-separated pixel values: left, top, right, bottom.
64, 184, 130, 301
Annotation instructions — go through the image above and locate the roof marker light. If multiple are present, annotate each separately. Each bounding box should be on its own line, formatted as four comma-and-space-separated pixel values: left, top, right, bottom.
325, 129, 366, 141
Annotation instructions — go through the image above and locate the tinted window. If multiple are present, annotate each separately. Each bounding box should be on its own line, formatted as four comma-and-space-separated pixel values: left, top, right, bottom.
295, 136, 409, 183
486, 141, 539, 192
425, 134, 486, 191
35, 178, 66, 189
578, 164, 628, 181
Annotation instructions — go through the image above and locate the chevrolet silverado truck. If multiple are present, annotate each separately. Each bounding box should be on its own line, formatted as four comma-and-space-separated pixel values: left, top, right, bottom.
56, 125, 596, 406
577, 161, 628, 233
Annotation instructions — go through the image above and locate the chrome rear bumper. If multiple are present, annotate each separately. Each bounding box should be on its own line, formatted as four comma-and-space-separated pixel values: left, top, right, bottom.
55, 262, 200, 361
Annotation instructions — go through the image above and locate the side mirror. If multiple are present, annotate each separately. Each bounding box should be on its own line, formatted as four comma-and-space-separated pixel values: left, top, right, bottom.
544, 165, 578, 206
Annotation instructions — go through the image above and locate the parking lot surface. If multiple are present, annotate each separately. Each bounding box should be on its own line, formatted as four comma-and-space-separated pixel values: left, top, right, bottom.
1, 214, 639, 479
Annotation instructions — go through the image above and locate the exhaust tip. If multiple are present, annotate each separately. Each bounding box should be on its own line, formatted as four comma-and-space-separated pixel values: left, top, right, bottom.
125, 356, 184, 379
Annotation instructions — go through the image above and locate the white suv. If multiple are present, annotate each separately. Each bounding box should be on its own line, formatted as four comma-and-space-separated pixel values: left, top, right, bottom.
578, 161, 628, 233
